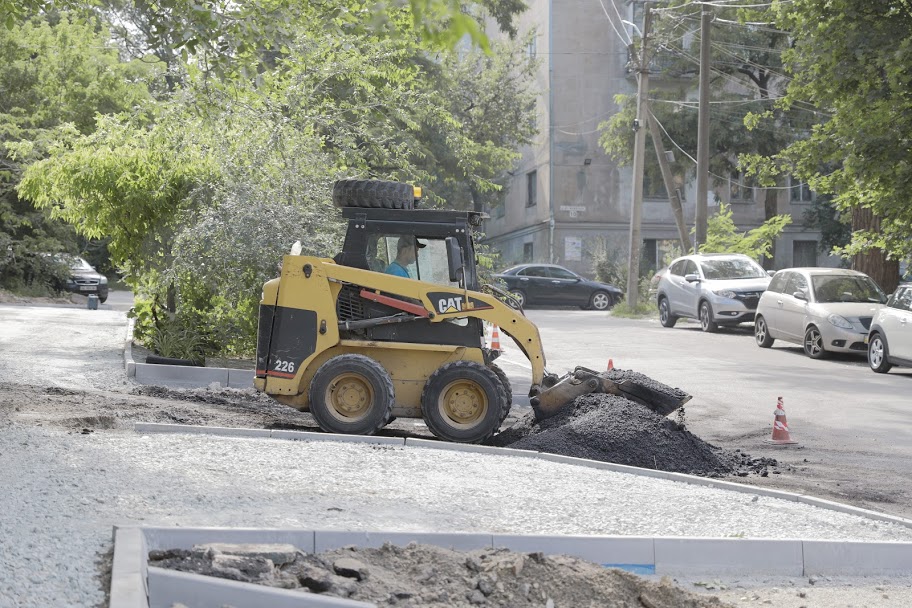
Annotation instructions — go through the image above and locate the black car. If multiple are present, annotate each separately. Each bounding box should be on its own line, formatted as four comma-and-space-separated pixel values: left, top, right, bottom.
492, 264, 622, 310
58, 255, 109, 303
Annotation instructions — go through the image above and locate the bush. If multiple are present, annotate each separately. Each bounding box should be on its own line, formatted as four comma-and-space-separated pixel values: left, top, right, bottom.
611, 300, 657, 318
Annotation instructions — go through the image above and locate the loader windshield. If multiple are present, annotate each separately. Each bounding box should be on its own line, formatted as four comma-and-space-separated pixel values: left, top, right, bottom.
374, 235, 459, 288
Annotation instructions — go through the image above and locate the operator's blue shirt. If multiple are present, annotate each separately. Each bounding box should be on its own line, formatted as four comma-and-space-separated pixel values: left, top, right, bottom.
385, 261, 410, 278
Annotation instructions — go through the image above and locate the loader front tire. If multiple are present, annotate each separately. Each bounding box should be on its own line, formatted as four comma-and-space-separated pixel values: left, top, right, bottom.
422, 361, 508, 444
332, 179, 415, 209
308, 354, 394, 435
487, 363, 513, 423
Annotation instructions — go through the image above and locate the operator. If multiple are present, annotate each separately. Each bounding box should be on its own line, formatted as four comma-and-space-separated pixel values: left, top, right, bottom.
385, 236, 424, 278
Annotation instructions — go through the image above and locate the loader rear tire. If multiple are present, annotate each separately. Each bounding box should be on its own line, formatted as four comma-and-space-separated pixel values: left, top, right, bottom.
308, 354, 394, 435
487, 363, 513, 423
422, 361, 508, 444
332, 179, 415, 209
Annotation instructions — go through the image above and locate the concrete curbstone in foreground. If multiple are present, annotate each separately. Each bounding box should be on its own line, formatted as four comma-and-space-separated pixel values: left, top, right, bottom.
270, 429, 406, 445
313, 530, 493, 554
802, 540, 912, 576
654, 537, 804, 576
134, 423, 273, 439
492, 533, 656, 575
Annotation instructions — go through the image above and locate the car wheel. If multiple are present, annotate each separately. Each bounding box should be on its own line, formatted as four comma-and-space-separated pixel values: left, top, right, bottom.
699, 301, 718, 333
508, 289, 526, 308
421, 361, 508, 443
308, 354, 395, 435
755, 315, 774, 348
868, 332, 893, 373
99, 292, 109, 304
658, 297, 677, 328
803, 325, 828, 359
589, 290, 613, 311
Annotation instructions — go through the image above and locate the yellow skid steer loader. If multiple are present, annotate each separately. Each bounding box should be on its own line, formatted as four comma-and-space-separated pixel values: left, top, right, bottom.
253, 180, 687, 443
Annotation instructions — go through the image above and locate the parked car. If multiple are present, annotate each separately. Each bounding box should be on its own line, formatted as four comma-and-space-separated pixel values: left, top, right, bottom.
754, 268, 886, 359
656, 253, 771, 332
57, 255, 109, 303
866, 283, 912, 373
492, 264, 622, 310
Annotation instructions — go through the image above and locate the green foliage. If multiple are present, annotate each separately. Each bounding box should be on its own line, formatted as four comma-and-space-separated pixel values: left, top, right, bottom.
611, 299, 656, 318
703, 203, 791, 261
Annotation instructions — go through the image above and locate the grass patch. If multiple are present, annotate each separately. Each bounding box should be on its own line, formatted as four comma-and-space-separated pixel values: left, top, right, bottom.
611, 300, 657, 318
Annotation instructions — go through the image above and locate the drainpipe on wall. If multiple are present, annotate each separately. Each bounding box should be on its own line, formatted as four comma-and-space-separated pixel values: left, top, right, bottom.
548, 0, 555, 264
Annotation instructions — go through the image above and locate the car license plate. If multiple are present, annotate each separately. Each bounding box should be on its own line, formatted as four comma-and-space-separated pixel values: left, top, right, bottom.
79, 286, 95, 292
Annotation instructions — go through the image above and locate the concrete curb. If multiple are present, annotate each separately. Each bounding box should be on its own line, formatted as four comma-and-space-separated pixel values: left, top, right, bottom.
133, 422, 912, 532
123, 319, 254, 389
111, 525, 912, 608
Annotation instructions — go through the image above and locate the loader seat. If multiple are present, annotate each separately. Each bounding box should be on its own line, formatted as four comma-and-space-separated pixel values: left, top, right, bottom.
333, 251, 370, 271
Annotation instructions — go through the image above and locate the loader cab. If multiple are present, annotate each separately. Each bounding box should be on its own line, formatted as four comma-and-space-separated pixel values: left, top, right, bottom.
336, 207, 483, 291
334, 206, 489, 349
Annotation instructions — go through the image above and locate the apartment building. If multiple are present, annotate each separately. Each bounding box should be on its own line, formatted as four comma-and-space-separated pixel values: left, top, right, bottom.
481, 0, 833, 276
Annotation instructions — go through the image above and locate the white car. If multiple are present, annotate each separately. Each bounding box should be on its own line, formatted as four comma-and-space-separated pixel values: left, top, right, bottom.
867, 283, 912, 373
754, 268, 887, 359
656, 253, 771, 332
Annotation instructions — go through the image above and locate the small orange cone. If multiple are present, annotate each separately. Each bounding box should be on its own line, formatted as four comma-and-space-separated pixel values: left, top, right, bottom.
766, 396, 798, 445
491, 325, 502, 351
607, 358, 615, 370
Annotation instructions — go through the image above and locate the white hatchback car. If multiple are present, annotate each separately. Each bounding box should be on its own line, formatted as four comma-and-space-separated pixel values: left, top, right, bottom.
867, 283, 912, 373
656, 253, 771, 332
754, 268, 887, 358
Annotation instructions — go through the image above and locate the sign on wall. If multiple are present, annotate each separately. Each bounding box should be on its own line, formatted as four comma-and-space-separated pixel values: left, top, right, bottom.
565, 236, 582, 261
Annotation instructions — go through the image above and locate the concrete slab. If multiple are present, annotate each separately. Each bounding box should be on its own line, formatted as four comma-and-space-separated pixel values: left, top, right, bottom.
109, 526, 148, 608
492, 533, 656, 574
313, 530, 493, 553
134, 423, 273, 439
270, 430, 406, 446
404, 437, 537, 459
142, 527, 317, 554
654, 538, 804, 576
147, 567, 374, 608
228, 368, 255, 389
134, 363, 230, 388
803, 540, 912, 576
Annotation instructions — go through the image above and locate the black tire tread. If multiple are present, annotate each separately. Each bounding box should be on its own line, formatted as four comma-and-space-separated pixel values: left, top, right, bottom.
487, 363, 513, 423
868, 332, 893, 373
658, 296, 677, 328
332, 179, 414, 209
308, 354, 394, 435
421, 360, 508, 444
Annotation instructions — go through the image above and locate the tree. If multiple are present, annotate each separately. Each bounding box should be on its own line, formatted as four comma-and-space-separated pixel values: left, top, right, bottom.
0, 13, 156, 289
703, 203, 790, 261
743, 0, 910, 292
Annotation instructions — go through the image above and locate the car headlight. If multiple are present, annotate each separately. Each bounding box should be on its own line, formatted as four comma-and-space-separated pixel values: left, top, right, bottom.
713, 289, 737, 299
100, 277, 108, 285
827, 314, 853, 329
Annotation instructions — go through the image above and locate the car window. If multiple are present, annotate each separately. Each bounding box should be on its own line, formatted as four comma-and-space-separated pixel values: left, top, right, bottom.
767, 272, 788, 294
548, 267, 577, 280
698, 257, 767, 280
669, 260, 686, 276
375, 235, 457, 287
684, 260, 699, 276
811, 274, 885, 304
893, 287, 912, 311
517, 266, 548, 278
783, 273, 808, 296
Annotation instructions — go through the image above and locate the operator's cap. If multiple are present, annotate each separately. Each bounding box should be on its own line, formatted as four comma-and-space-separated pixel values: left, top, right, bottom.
397, 236, 427, 250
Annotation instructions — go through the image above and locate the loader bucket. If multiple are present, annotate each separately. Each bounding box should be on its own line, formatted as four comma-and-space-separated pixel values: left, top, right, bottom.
530, 366, 691, 421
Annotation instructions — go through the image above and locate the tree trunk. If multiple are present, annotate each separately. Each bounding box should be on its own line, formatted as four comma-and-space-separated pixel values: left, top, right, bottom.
763, 188, 778, 270
851, 207, 899, 293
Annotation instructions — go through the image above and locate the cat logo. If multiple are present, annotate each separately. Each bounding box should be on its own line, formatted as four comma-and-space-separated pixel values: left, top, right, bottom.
427, 291, 495, 315
437, 296, 464, 314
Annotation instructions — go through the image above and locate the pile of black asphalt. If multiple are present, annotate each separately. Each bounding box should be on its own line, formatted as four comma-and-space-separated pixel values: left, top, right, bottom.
488, 384, 777, 478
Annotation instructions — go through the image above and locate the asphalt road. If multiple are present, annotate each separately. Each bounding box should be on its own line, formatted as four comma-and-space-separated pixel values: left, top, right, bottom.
496, 308, 912, 519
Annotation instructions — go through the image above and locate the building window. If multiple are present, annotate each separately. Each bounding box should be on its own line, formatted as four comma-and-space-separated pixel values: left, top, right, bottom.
793, 240, 818, 267
523, 242, 533, 262
729, 171, 753, 201
526, 170, 537, 207
527, 36, 537, 59
790, 176, 814, 203
494, 202, 505, 218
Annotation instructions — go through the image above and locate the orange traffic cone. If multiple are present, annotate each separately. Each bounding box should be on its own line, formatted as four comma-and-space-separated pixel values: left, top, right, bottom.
491, 325, 502, 351
607, 359, 615, 370
766, 396, 798, 445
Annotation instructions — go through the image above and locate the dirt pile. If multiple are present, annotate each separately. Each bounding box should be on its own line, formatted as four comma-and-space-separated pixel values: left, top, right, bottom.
489, 393, 777, 478
151, 541, 733, 608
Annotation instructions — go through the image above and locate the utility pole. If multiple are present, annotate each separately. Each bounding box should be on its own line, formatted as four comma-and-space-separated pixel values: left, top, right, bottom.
626, 5, 652, 308
694, 5, 712, 252
646, 108, 689, 251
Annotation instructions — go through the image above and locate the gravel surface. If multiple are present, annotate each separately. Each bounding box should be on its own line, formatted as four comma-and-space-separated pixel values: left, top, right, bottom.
2, 301, 912, 608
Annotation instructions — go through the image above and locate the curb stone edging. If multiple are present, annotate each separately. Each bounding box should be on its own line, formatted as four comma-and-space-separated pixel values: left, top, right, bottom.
111, 525, 912, 608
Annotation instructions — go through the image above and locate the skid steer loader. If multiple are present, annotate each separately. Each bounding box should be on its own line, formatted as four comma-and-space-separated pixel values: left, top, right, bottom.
254, 179, 688, 443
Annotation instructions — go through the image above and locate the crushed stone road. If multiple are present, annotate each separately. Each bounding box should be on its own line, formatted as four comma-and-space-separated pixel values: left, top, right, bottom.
1, 301, 911, 607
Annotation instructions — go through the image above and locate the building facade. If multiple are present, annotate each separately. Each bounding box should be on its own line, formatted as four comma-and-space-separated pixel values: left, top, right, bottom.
482, 0, 835, 278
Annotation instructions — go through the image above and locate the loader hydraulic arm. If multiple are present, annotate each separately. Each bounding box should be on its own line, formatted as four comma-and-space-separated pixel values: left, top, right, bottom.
322, 262, 547, 387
